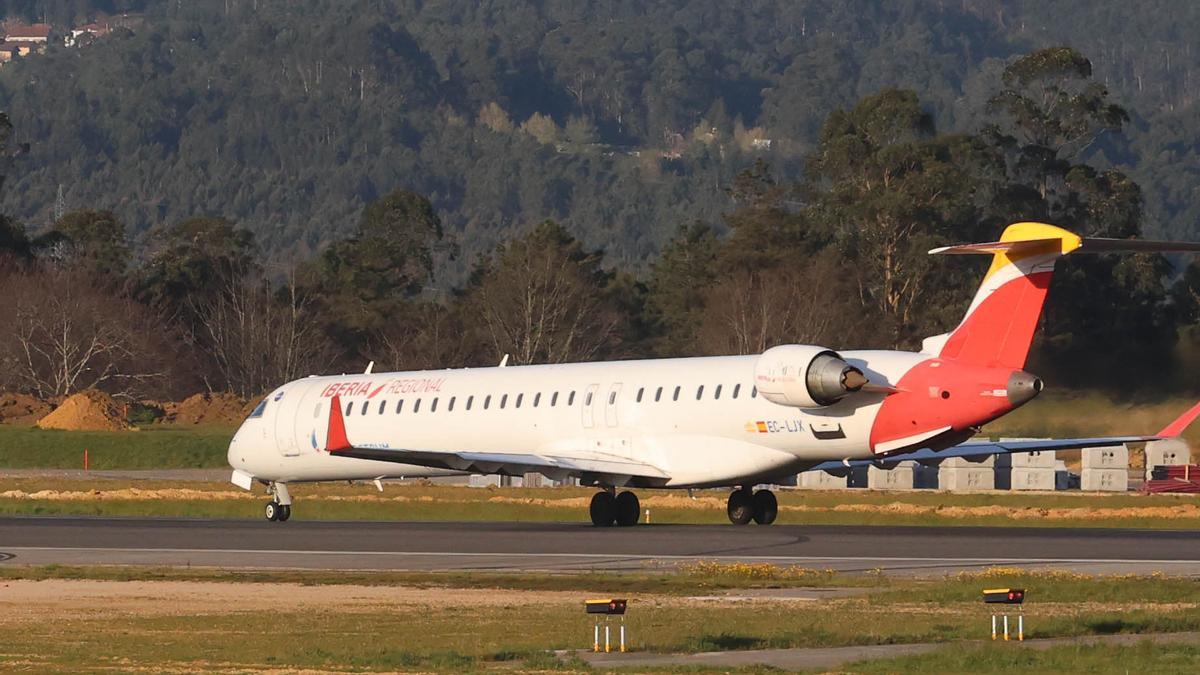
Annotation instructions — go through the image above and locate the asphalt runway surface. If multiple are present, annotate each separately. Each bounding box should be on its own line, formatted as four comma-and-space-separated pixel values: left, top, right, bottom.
2, 517, 1199, 575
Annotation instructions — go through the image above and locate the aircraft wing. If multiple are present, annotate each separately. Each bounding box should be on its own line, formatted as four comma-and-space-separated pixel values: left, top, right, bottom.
324, 395, 669, 486
805, 436, 1157, 473
808, 400, 1200, 472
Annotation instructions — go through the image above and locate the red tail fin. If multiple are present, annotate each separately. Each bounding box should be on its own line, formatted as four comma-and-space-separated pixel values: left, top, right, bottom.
926, 223, 1081, 369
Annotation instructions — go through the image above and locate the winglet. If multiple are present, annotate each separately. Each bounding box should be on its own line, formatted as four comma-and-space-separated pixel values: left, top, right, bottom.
326, 395, 352, 453
1158, 400, 1200, 438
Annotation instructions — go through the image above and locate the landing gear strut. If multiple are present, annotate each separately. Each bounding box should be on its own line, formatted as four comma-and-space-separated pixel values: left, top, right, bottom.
727, 487, 777, 525
590, 489, 641, 527
265, 482, 292, 522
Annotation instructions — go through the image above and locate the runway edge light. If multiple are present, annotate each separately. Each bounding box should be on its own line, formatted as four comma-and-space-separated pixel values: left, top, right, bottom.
984, 589, 1025, 642
585, 598, 627, 614
983, 588, 1025, 604
585, 598, 628, 653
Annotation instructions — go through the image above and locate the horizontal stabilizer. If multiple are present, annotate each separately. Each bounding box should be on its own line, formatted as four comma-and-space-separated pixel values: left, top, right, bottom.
929, 238, 1063, 255
932, 235, 1200, 256
1079, 238, 1200, 254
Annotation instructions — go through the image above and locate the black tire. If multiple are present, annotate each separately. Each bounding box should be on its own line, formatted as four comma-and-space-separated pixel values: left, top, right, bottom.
615, 491, 641, 526
752, 489, 778, 525
264, 501, 279, 522
589, 491, 617, 527
278, 504, 292, 522
726, 488, 753, 525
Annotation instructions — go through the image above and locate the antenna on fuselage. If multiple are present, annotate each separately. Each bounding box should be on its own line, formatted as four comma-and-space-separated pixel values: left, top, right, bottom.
364, 361, 374, 374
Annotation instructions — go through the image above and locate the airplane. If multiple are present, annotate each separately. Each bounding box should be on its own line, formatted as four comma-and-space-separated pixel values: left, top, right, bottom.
227, 222, 1200, 525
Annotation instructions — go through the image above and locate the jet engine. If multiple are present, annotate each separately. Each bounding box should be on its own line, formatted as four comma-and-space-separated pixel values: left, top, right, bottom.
754, 344, 869, 408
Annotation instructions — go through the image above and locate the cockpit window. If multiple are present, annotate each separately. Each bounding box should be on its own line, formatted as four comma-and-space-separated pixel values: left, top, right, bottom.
248, 399, 268, 419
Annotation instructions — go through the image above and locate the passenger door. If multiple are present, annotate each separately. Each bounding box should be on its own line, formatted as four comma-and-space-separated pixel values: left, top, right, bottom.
273, 386, 307, 457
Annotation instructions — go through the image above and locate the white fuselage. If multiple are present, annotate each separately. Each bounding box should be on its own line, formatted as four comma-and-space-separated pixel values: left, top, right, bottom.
228, 350, 928, 488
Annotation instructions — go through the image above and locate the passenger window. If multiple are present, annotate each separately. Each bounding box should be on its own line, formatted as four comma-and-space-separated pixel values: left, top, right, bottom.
516, 393, 523, 408
484, 395, 491, 410
673, 386, 681, 401
585, 391, 593, 406
501, 394, 508, 409
414, 399, 422, 413
250, 399, 268, 418
431, 398, 439, 413
636, 387, 644, 403
466, 395, 473, 411
655, 387, 662, 402
609, 391, 616, 405
396, 399, 404, 414
379, 400, 386, 414
361, 401, 369, 415
449, 396, 456, 411
344, 401, 353, 416
733, 384, 741, 399
752, 386, 758, 398
714, 385, 722, 400
551, 392, 558, 406
533, 392, 541, 407
569, 391, 576, 406
696, 385, 705, 400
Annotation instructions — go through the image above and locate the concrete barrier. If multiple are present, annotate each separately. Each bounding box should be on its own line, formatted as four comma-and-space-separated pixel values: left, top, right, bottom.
939, 455, 995, 491
1145, 438, 1190, 480
1080, 469, 1128, 491
995, 445, 1055, 490
1082, 445, 1129, 470
798, 469, 849, 489
867, 462, 915, 490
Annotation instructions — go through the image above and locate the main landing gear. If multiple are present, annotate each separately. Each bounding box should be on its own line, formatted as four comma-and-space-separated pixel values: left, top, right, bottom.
589, 489, 641, 527
726, 487, 777, 525
264, 481, 292, 522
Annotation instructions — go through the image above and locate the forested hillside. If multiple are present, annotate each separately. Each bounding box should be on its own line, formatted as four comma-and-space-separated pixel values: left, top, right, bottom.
1, 0, 1199, 274
0, 0, 1198, 401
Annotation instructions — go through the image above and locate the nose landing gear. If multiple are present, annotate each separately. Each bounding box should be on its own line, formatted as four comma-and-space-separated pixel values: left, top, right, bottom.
589, 489, 641, 526
727, 487, 777, 525
264, 482, 292, 522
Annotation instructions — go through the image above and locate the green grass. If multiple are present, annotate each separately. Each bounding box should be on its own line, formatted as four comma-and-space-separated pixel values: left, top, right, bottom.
0, 425, 233, 469
0, 562, 876, 593
1, 567, 1197, 672
3, 477, 1200, 528
852, 641, 1200, 673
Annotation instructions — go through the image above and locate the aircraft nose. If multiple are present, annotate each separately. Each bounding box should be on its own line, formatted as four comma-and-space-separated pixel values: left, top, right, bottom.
227, 427, 246, 469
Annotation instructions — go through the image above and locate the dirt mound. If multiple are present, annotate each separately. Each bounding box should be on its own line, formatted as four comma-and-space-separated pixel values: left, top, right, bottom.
37, 390, 135, 432
169, 392, 249, 426
0, 393, 52, 426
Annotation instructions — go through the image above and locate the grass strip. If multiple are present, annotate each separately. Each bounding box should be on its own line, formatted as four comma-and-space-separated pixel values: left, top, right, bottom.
3, 478, 1200, 528
0, 425, 233, 469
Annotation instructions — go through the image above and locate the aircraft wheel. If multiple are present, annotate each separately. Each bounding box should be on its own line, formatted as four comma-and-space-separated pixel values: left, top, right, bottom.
614, 491, 641, 526
278, 504, 292, 522
589, 491, 617, 527
726, 488, 753, 525
264, 501, 280, 522
752, 489, 778, 525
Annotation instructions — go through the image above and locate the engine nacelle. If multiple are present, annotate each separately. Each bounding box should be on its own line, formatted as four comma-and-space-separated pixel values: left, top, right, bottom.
754, 344, 868, 408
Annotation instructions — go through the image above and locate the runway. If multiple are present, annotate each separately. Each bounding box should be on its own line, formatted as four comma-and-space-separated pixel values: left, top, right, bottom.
2, 517, 1199, 575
